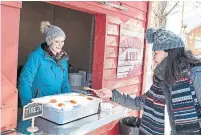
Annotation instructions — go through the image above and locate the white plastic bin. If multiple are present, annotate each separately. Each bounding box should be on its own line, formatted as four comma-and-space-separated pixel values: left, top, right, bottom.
69, 73, 83, 87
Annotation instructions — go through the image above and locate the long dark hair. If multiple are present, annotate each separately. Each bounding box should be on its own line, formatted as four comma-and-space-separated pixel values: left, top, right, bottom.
164, 47, 201, 85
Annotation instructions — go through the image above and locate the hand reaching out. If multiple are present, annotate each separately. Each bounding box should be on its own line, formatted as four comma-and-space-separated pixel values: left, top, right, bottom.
94, 88, 112, 99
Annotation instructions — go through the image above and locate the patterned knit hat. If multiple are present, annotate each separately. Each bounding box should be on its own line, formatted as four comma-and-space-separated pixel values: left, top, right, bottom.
40, 21, 66, 46
146, 28, 185, 51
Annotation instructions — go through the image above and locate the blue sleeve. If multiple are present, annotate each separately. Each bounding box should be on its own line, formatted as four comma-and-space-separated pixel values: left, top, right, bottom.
61, 60, 71, 93
18, 52, 39, 107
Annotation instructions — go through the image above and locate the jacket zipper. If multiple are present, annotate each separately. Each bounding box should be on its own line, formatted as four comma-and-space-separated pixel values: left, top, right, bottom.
51, 66, 56, 79
35, 89, 40, 98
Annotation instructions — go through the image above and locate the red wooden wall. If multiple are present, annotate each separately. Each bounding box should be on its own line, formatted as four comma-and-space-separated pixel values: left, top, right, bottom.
1, 1, 22, 132
103, 16, 145, 95
102, 2, 148, 119
0, 1, 150, 134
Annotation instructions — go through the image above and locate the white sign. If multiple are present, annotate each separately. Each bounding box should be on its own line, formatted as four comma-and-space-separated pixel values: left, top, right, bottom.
23, 102, 43, 134
97, 1, 128, 11
23, 102, 43, 120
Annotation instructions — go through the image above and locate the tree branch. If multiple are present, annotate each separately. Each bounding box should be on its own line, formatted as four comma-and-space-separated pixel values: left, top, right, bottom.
161, 1, 168, 14
164, 1, 179, 17
153, 10, 158, 17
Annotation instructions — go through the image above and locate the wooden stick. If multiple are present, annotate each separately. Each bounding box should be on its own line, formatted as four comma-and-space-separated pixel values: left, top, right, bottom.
83, 87, 96, 91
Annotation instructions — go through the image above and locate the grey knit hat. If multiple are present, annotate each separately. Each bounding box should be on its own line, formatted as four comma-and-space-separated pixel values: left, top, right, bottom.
146, 28, 185, 51
40, 21, 66, 46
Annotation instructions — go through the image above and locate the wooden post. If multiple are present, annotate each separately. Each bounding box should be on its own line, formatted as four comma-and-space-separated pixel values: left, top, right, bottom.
141, 1, 153, 117
92, 14, 107, 89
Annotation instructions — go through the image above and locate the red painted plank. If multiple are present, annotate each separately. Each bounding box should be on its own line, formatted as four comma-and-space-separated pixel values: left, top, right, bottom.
1, 74, 18, 108
84, 1, 121, 13
47, 2, 147, 21
104, 68, 117, 80
1, 4, 20, 131
92, 15, 107, 89
104, 58, 118, 69
117, 84, 140, 94
120, 18, 146, 30
107, 24, 119, 35
47, 1, 98, 14
1, 1, 22, 8
1, 4, 20, 85
111, 1, 121, 6
105, 120, 119, 135
105, 47, 118, 58
84, 2, 147, 21
1, 107, 17, 132
103, 76, 142, 89
104, 66, 143, 80
142, 2, 152, 95
106, 35, 119, 47
117, 3, 147, 20
107, 16, 122, 24
122, 2, 148, 12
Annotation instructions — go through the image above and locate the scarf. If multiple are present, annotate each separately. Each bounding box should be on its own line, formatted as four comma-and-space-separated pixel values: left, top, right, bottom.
139, 58, 201, 135
42, 42, 69, 63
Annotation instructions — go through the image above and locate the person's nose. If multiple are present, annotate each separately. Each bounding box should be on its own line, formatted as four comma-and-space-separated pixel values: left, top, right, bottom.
58, 42, 62, 47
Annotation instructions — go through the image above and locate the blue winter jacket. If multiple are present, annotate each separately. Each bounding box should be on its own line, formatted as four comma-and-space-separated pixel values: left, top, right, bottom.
17, 43, 71, 134
18, 43, 71, 107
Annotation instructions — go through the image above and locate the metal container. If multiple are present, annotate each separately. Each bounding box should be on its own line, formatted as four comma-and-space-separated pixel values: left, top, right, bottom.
69, 73, 83, 87
32, 93, 101, 124
119, 117, 141, 135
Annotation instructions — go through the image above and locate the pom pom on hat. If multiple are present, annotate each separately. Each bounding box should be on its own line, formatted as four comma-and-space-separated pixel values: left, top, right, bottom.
146, 28, 156, 43
40, 21, 66, 46
40, 21, 51, 34
146, 28, 185, 51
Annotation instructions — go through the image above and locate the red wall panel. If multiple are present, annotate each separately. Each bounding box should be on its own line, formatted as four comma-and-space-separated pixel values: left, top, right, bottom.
1, 1, 149, 134
1, 2, 21, 132
91, 14, 107, 89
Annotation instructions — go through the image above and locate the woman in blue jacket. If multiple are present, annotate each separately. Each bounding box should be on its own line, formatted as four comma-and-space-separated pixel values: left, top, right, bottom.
17, 22, 71, 134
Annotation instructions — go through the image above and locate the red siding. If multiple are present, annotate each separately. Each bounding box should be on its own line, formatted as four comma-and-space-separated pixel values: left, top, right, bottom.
121, 2, 148, 12
1, 2, 21, 132
141, 2, 152, 95
83, 2, 149, 134
1, 1, 149, 134
47, 1, 147, 21
91, 15, 107, 89
103, 12, 147, 96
